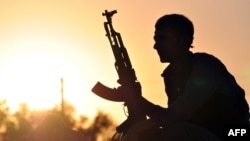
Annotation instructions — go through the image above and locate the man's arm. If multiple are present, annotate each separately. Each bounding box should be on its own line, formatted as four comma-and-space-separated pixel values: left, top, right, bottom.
139, 97, 165, 117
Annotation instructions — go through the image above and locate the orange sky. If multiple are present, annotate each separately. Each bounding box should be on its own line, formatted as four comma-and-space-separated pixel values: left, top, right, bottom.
0, 0, 249, 123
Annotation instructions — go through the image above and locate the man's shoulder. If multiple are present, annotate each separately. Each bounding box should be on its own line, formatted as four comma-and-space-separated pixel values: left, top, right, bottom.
191, 52, 229, 75
193, 52, 217, 60
192, 52, 222, 65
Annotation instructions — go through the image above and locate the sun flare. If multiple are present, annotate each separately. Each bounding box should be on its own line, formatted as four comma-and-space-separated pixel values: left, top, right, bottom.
0, 32, 96, 116
1, 53, 64, 111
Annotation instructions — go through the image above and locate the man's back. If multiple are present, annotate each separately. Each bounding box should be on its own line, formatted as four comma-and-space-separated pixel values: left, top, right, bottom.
163, 52, 249, 139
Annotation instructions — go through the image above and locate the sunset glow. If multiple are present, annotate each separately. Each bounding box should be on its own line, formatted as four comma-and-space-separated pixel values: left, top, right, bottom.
0, 0, 249, 123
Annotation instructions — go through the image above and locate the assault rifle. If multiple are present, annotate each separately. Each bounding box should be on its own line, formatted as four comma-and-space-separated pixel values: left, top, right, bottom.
92, 10, 146, 140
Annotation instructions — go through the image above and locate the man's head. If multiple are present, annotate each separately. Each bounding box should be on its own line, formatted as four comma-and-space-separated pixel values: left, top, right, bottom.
154, 14, 194, 63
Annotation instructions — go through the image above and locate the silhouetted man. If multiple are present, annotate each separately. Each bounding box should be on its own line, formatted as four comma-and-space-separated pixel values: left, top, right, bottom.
122, 14, 249, 141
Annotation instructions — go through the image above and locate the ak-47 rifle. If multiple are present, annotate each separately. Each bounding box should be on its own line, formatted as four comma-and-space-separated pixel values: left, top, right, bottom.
92, 10, 146, 140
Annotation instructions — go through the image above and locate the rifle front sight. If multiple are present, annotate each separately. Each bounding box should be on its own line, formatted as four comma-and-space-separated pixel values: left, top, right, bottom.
102, 10, 117, 23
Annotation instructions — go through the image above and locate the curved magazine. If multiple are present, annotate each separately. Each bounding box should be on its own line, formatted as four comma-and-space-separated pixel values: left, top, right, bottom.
91, 82, 124, 102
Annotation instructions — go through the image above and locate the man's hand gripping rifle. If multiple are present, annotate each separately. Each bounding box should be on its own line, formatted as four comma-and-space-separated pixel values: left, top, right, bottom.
92, 10, 146, 137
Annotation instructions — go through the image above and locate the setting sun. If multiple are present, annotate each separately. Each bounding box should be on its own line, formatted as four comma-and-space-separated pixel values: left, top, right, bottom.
0, 13, 102, 119
0, 33, 80, 112
0, 33, 107, 120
